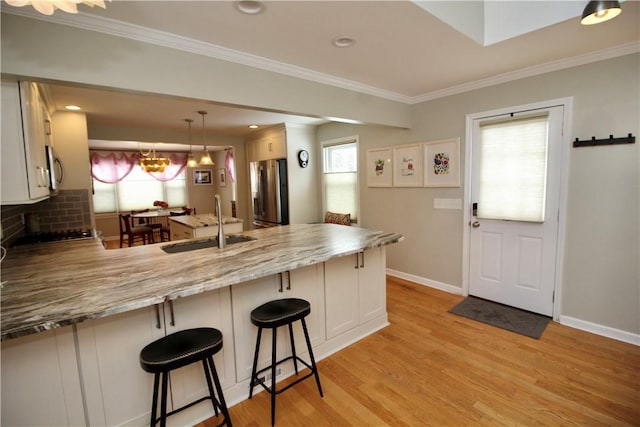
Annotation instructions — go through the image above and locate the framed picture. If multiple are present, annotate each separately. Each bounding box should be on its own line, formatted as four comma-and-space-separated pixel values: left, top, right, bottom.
218, 168, 227, 187
366, 148, 393, 187
193, 169, 212, 185
392, 144, 423, 187
423, 138, 461, 187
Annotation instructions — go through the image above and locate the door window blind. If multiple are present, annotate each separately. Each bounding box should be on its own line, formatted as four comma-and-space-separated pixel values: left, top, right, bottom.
478, 114, 549, 222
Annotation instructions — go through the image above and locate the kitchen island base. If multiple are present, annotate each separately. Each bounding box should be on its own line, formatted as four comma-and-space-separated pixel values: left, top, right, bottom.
1, 247, 390, 427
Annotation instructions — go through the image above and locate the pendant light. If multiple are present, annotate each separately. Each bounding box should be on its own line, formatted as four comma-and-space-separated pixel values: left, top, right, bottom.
580, 0, 621, 25
184, 118, 198, 168
198, 111, 214, 166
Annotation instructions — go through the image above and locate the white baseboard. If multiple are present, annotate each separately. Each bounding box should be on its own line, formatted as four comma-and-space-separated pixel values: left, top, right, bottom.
386, 269, 639, 347
386, 268, 462, 295
559, 315, 640, 346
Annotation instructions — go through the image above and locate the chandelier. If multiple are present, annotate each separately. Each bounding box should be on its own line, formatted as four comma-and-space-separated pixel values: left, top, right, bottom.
5, 0, 110, 16
139, 144, 171, 173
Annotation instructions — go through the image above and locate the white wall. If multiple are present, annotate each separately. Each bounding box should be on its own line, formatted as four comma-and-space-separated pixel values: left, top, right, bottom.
318, 54, 640, 336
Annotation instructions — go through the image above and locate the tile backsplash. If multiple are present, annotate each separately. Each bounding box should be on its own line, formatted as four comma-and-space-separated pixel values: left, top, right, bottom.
1, 189, 91, 246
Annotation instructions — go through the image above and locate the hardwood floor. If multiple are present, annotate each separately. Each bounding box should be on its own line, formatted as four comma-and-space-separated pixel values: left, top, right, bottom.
201, 276, 639, 426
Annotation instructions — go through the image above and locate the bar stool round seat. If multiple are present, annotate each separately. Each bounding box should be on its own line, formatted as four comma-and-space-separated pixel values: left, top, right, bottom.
249, 298, 323, 426
140, 327, 231, 427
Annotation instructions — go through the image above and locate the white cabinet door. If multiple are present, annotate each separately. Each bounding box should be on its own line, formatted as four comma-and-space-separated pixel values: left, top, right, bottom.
77, 305, 164, 427
231, 274, 287, 382
324, 247, 387, 339
324, 253, 359, 339
21, 81, 50, 200
1, 80, 49, 203
231, 265, 325, 383
165, 287, 236, 412
357, 247, 386, 324
1, 328, 85, 426
77, 288, 234, 427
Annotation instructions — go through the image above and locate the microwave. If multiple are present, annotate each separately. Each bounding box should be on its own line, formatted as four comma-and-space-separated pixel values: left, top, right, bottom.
45, 145, 63, 191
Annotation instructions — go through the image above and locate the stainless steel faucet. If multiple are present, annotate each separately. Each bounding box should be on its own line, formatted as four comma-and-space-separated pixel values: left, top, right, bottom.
215, 194, 225, 248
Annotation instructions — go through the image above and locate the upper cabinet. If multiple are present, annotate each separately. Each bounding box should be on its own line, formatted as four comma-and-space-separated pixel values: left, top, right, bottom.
245, 124, 287, 162
1, 80, 51, 204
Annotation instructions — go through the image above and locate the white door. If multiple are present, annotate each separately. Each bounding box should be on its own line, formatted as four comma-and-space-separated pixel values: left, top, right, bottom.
469, 105, 564, 316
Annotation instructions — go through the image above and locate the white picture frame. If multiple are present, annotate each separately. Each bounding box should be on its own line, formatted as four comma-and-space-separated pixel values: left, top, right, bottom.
366, 148, 393, 187
423, 138, 461, 187
392, 144, 423, 187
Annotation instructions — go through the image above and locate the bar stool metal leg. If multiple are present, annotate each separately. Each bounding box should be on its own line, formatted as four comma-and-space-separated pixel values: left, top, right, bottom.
202, 359, 219, 417
150, 373, 160, 427
301, 318, 323, 397
249, 327, 263, 399
288, 323, 299, 374
271, 327, 277, 426
208, 355, 233, 427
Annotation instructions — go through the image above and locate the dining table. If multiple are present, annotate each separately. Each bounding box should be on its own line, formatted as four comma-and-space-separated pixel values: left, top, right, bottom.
131, 209, 188, 241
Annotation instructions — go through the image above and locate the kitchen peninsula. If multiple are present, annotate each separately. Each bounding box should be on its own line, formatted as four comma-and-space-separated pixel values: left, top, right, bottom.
1, 223, 403, 426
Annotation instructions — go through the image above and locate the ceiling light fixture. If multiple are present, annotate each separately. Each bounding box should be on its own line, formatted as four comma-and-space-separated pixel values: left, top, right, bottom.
198, 111, 214, 166
184, 118, 198, 168
234, 0, 264, 15
5, 0, 110, 16
248, 125, 259, 129
65, 105, 81, 111
332, 36, 356, 48
580, 0, 621, 25
139, 143, 171, 173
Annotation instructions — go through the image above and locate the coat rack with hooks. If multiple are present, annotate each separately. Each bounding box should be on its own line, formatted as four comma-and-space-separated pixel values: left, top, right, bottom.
573, 133, 635, 148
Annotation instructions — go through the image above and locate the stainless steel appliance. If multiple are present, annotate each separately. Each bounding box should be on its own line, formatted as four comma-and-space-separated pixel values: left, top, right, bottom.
250, 159, 289, 228
45, 145, 63, 191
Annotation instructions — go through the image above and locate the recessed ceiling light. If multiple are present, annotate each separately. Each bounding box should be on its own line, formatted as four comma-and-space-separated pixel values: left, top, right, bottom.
332, 36, 356, 48
234, 0, 265, 15
248, 125, 259, 129
65, 105, 81, 111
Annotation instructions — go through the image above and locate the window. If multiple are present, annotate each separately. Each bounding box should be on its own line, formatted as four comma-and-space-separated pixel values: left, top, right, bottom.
91, 151, 187, 213
322, 137, 358, 222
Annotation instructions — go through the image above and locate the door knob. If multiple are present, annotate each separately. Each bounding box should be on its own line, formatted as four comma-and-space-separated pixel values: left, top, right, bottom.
472, 221, 480, 228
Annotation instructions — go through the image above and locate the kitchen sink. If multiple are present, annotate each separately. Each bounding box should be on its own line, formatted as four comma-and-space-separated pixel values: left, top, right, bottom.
161, 235, 256, 254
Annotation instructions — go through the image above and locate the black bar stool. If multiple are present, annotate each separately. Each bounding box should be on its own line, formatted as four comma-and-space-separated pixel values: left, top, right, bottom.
139, 327, 232, 427
248, 298, 323, 426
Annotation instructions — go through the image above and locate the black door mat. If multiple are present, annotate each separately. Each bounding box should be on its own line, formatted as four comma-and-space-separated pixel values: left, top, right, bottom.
449, 296, 551, 339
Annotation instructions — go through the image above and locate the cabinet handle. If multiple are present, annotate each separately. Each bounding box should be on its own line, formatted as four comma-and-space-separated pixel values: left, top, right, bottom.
45, 119, 52, 136
360, 251, 365, 269
354, 253, 359, 269
168, 300, 175, 326
278, 272, 283, 293
154, 304, 162, 329
286, 270, 291, 291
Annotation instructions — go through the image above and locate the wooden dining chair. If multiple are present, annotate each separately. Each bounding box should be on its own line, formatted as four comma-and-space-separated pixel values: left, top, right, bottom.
119, 214, 155, 248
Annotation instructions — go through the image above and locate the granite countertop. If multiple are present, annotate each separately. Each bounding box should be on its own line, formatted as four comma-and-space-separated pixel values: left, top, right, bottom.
0, 224, 403, 341
169, 214, 243, 229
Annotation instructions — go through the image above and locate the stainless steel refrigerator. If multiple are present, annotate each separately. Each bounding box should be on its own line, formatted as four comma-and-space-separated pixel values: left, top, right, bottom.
250, 158, 289, 228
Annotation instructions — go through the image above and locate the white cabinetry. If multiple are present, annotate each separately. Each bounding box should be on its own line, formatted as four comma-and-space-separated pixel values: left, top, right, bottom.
246, 124, 286, 162
77, 288, 235, 426
231, 264, 325, 383
324, 247, 386, 339
1, 80, 51, 203
1, 327, 85, 426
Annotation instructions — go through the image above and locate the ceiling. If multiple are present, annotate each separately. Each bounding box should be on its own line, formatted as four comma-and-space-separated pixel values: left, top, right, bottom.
4, 0, 639, 142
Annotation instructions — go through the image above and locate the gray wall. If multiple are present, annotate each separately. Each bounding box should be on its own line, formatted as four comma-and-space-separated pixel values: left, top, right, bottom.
318, 54, 640, 335
2, 12, 637, 338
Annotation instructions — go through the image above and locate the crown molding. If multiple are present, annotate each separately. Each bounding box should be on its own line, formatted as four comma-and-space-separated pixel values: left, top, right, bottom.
409, 41, 640, 104
3, 8, 638, 106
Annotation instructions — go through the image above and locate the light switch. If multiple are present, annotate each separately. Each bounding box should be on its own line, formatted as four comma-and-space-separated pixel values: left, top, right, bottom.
433, 198, 462, 210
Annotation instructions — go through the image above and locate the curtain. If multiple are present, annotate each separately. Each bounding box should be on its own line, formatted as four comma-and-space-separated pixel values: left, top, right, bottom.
91, 151, 188, 183
225, 149, 235, 183
90, 152, 137, 183
146, 153, 188, 182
